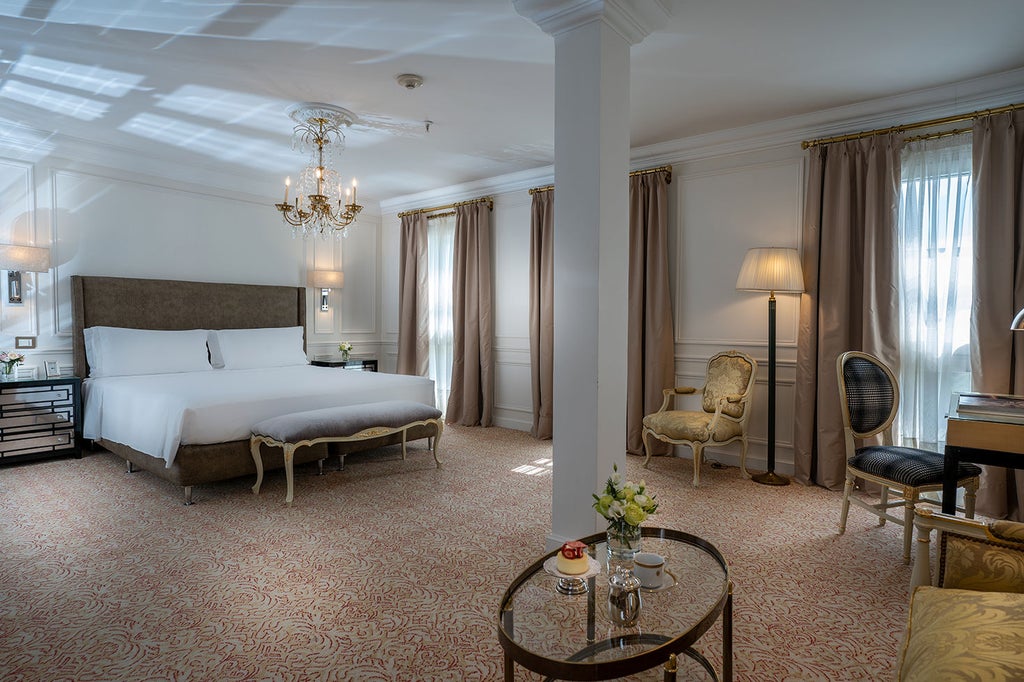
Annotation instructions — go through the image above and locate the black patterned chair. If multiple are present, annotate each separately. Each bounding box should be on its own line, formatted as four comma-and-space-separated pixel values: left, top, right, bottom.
836, 351, 982, 564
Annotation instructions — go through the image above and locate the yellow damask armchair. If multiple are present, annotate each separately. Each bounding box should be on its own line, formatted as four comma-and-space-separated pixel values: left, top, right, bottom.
900, 509, 1024, 681
641, 350, 757, 487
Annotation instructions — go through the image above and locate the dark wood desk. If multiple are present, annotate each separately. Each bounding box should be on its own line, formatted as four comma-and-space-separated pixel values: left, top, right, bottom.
943, 394, 1024, 514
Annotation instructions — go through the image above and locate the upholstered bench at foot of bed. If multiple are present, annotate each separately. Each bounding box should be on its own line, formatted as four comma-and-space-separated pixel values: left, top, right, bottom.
249, 400, 444, 505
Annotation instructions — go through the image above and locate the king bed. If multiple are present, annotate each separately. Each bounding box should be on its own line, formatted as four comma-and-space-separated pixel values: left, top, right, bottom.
71, 275, 436, 503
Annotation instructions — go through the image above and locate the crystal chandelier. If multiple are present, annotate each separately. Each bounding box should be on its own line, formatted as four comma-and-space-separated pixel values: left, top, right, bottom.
275, 103, 363, 239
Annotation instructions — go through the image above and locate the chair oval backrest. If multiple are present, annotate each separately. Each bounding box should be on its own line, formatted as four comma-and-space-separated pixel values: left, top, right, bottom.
839, 352, 897, 437
702, 351, 755, 418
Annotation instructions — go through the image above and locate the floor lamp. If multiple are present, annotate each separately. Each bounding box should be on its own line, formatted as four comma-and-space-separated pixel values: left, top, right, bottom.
736, 247, 804, 486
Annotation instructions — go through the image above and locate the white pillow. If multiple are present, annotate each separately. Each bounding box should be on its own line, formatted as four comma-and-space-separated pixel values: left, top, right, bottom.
208, 326, 307, 370
84, 326, 213, 378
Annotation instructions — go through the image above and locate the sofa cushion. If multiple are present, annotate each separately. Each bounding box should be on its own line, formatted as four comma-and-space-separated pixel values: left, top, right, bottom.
898, 586, 1024, 681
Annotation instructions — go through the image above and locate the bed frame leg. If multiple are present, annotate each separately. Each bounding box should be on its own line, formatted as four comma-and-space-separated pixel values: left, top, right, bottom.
183, 486, 193, 506
337, 454, 346, 471
126, 460, 134, 474
317, 458, 325, 476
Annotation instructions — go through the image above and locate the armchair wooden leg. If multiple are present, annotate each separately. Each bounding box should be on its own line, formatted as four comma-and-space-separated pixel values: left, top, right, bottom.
642, 429, 653, 469
739, 437, 750, 479
839, 475, 854, 534
692, 444, 702, 487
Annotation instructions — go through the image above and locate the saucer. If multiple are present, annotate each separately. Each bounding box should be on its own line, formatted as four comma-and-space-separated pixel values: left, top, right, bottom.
640, 568, 677, 592
543, 555, 602, 581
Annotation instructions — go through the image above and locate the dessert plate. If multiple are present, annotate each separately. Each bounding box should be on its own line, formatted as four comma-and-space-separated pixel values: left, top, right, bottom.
543, 555, 602, 581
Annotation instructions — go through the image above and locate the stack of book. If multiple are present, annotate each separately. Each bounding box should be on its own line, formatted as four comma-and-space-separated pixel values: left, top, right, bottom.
953, 392, 1024, 424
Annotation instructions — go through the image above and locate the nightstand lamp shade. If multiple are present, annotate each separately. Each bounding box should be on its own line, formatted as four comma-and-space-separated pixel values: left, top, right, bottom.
736, 247, 804, 486
0, 244, 51, 304
307, 270, 344, 311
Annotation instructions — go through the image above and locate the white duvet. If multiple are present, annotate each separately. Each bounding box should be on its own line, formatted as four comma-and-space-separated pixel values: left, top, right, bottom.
82, 365, 436, 466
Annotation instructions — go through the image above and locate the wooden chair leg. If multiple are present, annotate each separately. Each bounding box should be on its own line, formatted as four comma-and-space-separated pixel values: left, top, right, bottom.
964, 479, 978, 519
903, 492, 916, 564
878, 486, 889, 527
692, 444, 703, 488
839, 474, 854, 534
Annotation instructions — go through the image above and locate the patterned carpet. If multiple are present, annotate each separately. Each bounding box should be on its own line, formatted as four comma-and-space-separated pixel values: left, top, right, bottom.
0, 426, 914, 681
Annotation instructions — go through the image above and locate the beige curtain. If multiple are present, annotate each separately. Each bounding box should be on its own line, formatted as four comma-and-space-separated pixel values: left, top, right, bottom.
626, 170, 675, 456
529, 189, 554, 439
793, 135, 901, 487
397, 213, 429, 377
971, 110, 1024, 520
446, 202, 494, 426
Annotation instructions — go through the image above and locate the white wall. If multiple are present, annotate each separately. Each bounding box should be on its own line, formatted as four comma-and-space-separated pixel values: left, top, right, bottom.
378, 144, 805, 472
0, 154, 383, 377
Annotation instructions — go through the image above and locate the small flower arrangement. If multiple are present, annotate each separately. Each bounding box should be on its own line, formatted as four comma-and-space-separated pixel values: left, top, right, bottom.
338, 341, 353, 360
0, 351, 25, 376
592, 463, 658, 536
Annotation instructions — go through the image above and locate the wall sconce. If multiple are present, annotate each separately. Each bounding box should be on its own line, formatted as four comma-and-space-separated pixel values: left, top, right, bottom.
307, 270, 344, 311
1012, 306, 1024, 332
0, 244, 51, 304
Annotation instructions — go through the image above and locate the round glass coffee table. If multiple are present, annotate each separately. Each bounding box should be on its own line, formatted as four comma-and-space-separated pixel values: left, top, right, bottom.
498, 527, 732, 681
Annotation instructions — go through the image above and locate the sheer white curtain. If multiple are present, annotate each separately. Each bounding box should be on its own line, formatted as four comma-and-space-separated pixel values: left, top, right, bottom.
427, 213, 455, 412
897, 134, 974, 448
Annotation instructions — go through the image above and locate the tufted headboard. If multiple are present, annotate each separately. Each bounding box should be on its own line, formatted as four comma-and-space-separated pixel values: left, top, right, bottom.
70, 275, 306, 378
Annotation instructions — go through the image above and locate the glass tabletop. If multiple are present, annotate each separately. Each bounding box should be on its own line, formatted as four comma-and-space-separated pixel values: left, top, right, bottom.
498, 527, 731, 681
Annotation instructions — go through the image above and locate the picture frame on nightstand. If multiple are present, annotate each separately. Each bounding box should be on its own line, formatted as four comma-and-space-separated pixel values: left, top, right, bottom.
44, 360, 60, 378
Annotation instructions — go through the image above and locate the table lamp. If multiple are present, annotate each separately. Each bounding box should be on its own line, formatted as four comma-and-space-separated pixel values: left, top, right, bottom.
736, 247, 804, 486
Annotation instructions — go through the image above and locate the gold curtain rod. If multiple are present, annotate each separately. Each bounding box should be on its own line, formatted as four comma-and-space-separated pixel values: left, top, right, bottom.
630, 164, 672, 182
426, 210, 456, 220
397, 196, 493, 218
801, 102, 1024, 149
527, 164, 672, 194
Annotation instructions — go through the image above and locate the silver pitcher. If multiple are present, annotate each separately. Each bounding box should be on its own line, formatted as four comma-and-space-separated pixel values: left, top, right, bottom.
607, 566, 642, 627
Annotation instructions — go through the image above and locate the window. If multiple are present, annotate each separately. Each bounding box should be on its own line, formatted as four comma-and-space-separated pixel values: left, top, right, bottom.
896, 134, 974, 449
426, 213, 455, 411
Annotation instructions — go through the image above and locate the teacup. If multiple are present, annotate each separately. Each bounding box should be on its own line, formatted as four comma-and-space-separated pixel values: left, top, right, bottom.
633, 552, 665, 588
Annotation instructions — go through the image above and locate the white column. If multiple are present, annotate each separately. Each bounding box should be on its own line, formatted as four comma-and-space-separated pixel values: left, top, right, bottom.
512, 0, 668, 549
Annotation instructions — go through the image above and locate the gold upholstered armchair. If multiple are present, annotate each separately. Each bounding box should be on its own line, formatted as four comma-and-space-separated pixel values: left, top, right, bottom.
899, 509, 1024, 680
641, 350, 757, 487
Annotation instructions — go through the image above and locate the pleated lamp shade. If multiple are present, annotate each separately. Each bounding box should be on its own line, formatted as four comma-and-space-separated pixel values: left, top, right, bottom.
736, 247, 804, 293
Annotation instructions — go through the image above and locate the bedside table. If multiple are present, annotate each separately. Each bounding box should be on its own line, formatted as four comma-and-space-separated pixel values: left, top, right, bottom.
0, 376, 82, 463
311, 357, 378, 372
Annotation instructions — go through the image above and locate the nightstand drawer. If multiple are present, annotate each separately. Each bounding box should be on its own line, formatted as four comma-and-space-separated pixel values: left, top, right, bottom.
0, 429, 74, 455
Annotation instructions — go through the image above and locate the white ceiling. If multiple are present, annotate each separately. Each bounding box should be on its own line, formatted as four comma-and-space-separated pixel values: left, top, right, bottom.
1, 0, 1024, 204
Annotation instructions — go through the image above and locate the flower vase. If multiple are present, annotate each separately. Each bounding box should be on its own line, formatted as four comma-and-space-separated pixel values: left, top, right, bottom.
1, 364, 14, 381
606, 524, 642, 564
341, 351, 350, 362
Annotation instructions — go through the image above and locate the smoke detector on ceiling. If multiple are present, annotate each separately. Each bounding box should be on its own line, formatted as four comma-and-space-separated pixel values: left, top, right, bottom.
396, 73, 424, 90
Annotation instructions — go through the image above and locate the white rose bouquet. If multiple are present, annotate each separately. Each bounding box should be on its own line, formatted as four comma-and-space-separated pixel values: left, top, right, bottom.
338, 341, 353, 360
592, 463, 658, 537
0, 351, 25, 377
